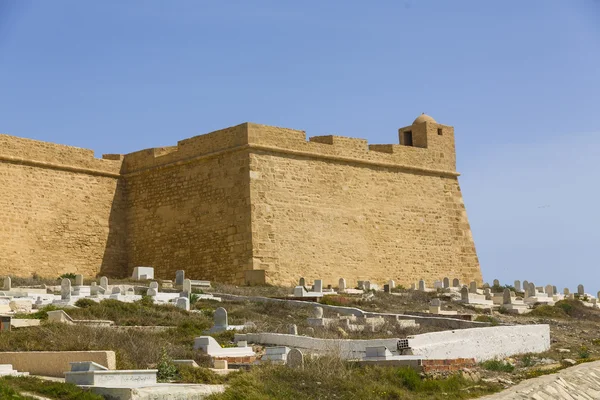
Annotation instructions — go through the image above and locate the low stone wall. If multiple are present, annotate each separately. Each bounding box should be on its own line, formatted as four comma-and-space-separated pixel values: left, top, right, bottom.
235, 332, 399, 359
0, 351, 116, 377
216, 293, 492, 329
409, 325, 550, 362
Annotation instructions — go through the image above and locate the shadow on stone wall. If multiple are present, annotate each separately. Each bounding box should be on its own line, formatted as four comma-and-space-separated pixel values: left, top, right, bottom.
98, 177, 129, 278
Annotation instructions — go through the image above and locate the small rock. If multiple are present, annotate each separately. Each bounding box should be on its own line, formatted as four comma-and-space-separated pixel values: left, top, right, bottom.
557, 348, 570, 353
336, 327, 348, 338
497, 378, 514, 385
561, 359, 577, 366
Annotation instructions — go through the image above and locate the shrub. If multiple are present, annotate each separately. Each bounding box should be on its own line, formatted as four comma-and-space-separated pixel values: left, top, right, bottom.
520, 353, 535, 367
74, 298, 97, 308
176, 365, 226, 384
591, 339, 600, 346
58, 273, 77, 280
157, 348, 178, 382
578, 346, 590, 359
481, 359, 515, 373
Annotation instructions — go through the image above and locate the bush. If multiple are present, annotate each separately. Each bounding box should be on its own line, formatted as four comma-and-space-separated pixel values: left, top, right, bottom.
176, 365, 226, 384
591, 339, 600, 346
59, 273, 77, 280
481, 359, 515, 373
157, 348, 178, 382
578, 346, 590, 359
74, 298, 97, 308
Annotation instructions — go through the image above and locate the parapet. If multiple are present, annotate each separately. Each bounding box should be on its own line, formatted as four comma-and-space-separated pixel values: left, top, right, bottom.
118, 117, 458, 176
0, 134, 122, 177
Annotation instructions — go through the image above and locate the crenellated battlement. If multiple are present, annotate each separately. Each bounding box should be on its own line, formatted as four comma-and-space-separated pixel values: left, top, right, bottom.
118, 117, 457, 177
0, 133, 122, 176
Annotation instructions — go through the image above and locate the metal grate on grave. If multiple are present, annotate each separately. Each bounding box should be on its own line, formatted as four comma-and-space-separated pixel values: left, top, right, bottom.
397, 339, 410, 351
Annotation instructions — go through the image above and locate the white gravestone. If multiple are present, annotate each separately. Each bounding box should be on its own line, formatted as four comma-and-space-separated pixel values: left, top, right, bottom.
61, 278, 71, 300
100, 277, 108, 290
338, 278, 346, 292
75, 274, 83, 286
176, 297, 190, 311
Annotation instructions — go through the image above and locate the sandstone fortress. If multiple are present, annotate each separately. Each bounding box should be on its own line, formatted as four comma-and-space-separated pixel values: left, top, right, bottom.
0, 114, 482, 286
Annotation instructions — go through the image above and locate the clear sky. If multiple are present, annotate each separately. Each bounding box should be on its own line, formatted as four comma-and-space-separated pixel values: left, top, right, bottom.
1, 1, 599, 292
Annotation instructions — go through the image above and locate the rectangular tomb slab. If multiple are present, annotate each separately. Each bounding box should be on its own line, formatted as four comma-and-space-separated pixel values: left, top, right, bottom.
65, 369, 158, 387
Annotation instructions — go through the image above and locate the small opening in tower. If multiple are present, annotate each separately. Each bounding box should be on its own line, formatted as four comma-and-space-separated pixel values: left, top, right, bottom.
403, 131, 413, 146
437, 128, 443, 136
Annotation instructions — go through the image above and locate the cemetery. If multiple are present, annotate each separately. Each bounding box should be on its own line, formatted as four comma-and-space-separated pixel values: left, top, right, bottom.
0, 271, 598, 399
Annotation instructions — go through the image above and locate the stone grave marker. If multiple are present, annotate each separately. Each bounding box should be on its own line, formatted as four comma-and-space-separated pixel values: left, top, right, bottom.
100, 277, 108, 290
214, 307, 228, 330
90, 282, 99, 296
388, 279, 396, 290
149, 281, 159, 290
443, 277, 450, 289
578, 284, 584, 296
176, 270, 185, 286
75, 274, 83, 286
112, 287, 121, 295
147, 288, 157, 297
287, 348, 304, 369
469, 281, 477, 294
564, 288, 570, 295
299, 277, 306, 287
452, 278, 460, 287
176, 297, 190, 311
338, 278, 346, 292
460, 286, 469, 302
3, 277, 10, 291
514, 280, 521, 292
545, 285, 553, 296
503, 288, 512, 304
61, 278, 71, 300
313, 279, 323, 293
383, 284, 390, 293
313, 306, 323, 319
182, 279, 192, 297
493, 279, 499, 286
289, 324, 298, 335
418, 279, 425, 291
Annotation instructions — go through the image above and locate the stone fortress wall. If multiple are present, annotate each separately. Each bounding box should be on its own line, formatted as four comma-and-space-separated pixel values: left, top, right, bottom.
0, 114, 482, 286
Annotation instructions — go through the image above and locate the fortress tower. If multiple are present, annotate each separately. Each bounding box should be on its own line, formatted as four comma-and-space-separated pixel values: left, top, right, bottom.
0, 114, 482, 287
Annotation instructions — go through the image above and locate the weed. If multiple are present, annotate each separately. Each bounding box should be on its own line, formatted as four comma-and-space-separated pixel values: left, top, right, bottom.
59, 272, 77, 281
481, 359, 515, 373
592, 339, 600, 346
0, 376, 102, 400
578, 346, 590, 359
157, 348, 178, 382
474, 315, 499, 325
520, 353, 535, 367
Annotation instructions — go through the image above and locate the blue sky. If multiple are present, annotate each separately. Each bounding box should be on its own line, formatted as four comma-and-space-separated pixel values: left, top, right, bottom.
1, 1, 598, 292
